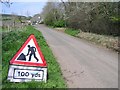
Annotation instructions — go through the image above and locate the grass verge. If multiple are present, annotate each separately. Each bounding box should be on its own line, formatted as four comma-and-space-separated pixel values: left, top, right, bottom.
64, 28, 118, 52
77, 31, 118, 52
65, 28, 80, 37
2, 25, 66, 88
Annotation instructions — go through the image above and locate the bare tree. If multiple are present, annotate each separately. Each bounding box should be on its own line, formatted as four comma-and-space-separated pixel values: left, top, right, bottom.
0, 0, 13, 7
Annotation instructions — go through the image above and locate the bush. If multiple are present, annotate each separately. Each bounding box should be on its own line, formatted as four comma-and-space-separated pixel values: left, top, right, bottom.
53, 20, 65, 27
65, 28, 80, 36
44, 13, 54, 26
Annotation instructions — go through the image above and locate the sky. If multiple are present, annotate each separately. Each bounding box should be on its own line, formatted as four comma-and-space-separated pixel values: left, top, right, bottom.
0, 0, 119, 17
1, 1, 47, 17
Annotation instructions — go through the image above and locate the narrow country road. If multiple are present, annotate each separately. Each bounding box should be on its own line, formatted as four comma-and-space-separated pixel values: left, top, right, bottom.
35, 24, 118, 88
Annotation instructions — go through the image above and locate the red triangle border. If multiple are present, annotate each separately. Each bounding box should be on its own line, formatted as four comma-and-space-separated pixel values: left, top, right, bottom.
10, 34, 47, 67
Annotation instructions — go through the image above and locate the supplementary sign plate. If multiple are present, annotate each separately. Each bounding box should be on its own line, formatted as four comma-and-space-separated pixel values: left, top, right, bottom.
8, 65, 47, 82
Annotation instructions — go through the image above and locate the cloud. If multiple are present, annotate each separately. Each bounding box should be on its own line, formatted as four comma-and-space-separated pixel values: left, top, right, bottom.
22, 2, 46, 16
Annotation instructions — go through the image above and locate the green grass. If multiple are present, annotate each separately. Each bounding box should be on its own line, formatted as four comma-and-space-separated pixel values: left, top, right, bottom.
2, 25, 66, 88
65, 28, 80, 37
0, 27, 2, 32
64, 28, 118, 51
0, 26, 2, 90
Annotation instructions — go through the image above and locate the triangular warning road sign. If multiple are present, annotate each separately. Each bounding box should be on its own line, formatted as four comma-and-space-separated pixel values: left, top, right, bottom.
10, 34, 47, 67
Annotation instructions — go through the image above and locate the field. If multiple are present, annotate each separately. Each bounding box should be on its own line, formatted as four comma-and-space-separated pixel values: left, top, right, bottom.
2, 26, 66, 88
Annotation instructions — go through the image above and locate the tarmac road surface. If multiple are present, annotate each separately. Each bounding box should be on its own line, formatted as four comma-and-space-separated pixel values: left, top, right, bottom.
35, 24, 118, 88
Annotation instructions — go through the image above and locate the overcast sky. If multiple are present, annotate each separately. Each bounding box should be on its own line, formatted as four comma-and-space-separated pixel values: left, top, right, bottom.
1, 2, 47, 16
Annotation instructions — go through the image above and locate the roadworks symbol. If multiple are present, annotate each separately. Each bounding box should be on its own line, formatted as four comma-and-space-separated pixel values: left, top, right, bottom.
7, 34, 47, 82
17, 45, 39, 62
10, 34, 47, 67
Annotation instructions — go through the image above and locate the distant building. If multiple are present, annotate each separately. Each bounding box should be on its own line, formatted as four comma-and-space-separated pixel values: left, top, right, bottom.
30, 14, 43, 25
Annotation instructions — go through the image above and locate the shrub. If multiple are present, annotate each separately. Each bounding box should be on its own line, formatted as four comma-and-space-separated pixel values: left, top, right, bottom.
44, 13, 54, 26
65, 28, 80, 36
53, 20, 65, 27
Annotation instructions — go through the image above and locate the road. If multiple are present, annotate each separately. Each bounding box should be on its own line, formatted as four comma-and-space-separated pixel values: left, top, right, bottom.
35, 24, 118, 88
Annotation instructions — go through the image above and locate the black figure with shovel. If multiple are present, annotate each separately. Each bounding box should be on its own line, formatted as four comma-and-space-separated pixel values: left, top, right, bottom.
26, 45, 39, 62
17, 45, 39, 62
